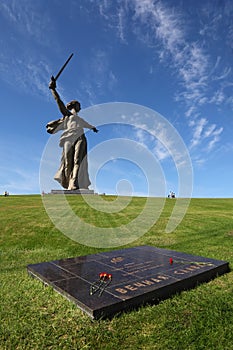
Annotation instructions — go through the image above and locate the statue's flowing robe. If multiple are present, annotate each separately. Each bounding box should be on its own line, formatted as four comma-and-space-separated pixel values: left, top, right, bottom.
46, 115, 91, 189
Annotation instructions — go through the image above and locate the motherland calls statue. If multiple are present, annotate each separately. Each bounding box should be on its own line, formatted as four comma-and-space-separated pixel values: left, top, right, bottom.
46, 55, 98, 190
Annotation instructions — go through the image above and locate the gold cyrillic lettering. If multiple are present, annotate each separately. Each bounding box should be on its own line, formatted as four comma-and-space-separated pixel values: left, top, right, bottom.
125, 285, 137, 291
157, 275, 169, 280
134, 282, 146, 288
115, 288, 128, 294
141, 280, 154, 286
151, 278, 161, 283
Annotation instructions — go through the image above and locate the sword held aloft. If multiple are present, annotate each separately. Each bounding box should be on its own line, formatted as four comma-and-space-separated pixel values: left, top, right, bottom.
49, 53, 74, 88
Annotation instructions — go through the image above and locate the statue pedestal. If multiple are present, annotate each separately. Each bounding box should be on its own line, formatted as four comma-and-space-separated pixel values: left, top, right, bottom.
50, 189, 95, 195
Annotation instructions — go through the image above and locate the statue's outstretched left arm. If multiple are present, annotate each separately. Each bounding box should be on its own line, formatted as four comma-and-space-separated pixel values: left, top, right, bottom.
80, 118, 99, 132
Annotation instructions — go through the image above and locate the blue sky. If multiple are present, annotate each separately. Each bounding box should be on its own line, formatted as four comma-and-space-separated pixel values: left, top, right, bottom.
0, 0, 232, 197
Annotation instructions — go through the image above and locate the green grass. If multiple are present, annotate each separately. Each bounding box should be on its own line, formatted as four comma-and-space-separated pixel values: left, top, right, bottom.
1, 195, 233, 349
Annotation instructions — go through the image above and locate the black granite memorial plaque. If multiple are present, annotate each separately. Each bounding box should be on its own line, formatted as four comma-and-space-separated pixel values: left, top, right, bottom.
27, 246, 230, 319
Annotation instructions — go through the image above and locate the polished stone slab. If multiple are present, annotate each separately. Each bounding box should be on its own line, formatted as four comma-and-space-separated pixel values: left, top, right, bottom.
27, 246, 230, 319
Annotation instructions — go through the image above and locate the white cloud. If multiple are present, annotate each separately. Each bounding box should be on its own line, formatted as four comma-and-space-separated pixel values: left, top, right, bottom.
131, 1, 228, 154
0, 166, 39, 194
206, 127, 223, 152
0, 0, 53, 46
152, 141, 170, 161
128, 1, 209, 99
179, 44, 209, 85
129, 1, 226, 162
80, 49, 118, 104
213, 67, 232, 81
134, 127, 147, 145
204, 124, 216, 138
96, 0, 231, 156
0, 1, 54, 97
209, 90, 225, 105
190, 118, 207, 148
190, 118, 223, 151
0, 54, 51, 98
108, 71, 118, 90
117, 6, 127, 42
132, 0, 185, 58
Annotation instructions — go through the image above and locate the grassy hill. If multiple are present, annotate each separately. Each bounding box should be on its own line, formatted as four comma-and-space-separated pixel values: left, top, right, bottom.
1, 195, 233, 349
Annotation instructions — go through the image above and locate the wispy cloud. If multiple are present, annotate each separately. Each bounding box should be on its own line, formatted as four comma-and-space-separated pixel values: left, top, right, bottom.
213, 67, 232, 81
134, 1, 232, 153
133, 0, 185, 51
135, 2, 225, 157
206, 127, 223, 151
132, 120, 190, 167
127, 0, 211, 106
0, 0, 56, 97
189, 118, 223, 151
0, 53, 51, 98
96, 0, 226, 154
0, 166, 39, 194
190, 118, 208, 149
199, 0, 233, 49
117, 6, 127, 42
80, 49, 118, 105
0, 0, 53, 46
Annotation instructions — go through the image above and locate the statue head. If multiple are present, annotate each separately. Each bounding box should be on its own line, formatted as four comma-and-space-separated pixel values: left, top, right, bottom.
66, 100, 81, 112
